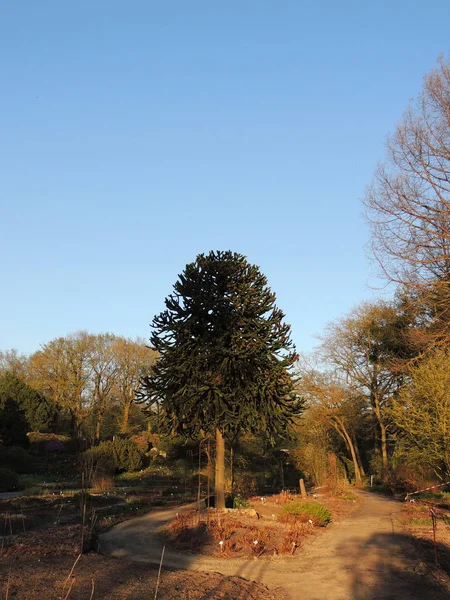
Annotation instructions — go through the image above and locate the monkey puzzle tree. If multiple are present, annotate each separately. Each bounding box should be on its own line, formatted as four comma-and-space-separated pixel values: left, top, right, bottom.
140, 250, 300, 508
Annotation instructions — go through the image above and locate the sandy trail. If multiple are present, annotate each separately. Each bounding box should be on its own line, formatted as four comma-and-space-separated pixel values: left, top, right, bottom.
99, 492, 449, 599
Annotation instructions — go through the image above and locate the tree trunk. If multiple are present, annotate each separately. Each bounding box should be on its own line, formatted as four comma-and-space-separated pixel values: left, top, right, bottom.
279, 457, 285, 489
380, 421, 389, 476
372, 387, 389, 477
300, 478, 307, 499
95, 412, 102, 442
215, 428, 225, 509
333, 417, 362, 486
345, 433, 362, 486
230, 445, 234, 496
354, 442, 366, 477
121, 402, 130, 434
69, 410, 76, 437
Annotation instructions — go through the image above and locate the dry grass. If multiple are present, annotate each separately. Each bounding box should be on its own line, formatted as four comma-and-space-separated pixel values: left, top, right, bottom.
91, 475, 115, 493
163, 509, 315, 558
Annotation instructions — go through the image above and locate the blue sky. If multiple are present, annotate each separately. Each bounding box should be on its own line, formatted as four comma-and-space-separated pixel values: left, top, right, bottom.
1, 1, 449, 356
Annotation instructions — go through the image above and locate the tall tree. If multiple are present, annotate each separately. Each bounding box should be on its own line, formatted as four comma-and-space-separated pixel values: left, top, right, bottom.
140, 250, 301, 508
320, 301, 404, 476
298, 369, 365, 486
28, 332, 94, 437
112, 337, 157, 434
0, 349, 28, 379
364, 56, 450, 289
88, 333, 119, 442
391, 349, 450, 478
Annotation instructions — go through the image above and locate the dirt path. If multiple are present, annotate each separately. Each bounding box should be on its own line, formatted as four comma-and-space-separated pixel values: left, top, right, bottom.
99, 492, 450, 599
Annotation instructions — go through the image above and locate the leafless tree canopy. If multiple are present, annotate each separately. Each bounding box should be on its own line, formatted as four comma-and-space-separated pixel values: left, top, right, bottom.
365, 56, 450, 287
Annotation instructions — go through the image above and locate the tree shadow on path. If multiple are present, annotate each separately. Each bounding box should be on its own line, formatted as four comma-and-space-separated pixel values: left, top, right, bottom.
347, 532, 450, 600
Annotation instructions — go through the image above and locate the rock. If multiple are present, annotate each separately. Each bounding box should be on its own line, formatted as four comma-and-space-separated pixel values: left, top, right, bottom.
240, 508, 261, 519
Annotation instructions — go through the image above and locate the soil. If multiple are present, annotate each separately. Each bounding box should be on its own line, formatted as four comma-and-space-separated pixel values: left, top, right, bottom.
0, 554, 276, 600
161, 492, 356, 558
100, 491, 450, 599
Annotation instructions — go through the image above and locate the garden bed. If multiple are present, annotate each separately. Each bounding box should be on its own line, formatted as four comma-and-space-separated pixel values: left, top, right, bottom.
162, 489, 358, 558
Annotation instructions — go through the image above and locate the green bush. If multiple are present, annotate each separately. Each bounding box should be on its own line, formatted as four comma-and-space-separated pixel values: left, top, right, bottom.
83, 443, 116, 478
0, 446, 33, 473
82, 438, 145, 479
233, 495, 250, 509
282, 501, 331, 526
112, 438, 145, 472
0, 467, 19, 492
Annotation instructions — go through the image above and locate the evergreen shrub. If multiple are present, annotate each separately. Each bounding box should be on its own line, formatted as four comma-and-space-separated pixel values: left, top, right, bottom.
112, 437, 145, 472
82, 438, 145, 478
83, 443, 116, 477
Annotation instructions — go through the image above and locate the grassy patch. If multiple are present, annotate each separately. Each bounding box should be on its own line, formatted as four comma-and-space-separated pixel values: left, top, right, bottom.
331, 490, 357, 501
410, 517, 433, 526
280, 501, 331, 526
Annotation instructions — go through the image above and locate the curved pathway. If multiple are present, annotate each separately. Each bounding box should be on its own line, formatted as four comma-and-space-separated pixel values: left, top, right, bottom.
99, 492, 449, 599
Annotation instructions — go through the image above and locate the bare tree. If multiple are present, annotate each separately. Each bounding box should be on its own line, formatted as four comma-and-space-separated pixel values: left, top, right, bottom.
88, 333, 118, 442
111, 337, 157, 433
0, 349, 28, 378
364, 56, 450, 290
320, 302, 403, 476
298, 368, 365, 486
28, 332, 94, 437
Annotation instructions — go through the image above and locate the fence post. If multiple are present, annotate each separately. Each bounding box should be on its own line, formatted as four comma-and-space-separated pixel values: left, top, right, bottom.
430, 508, 438, 568
299, 478, 307, 499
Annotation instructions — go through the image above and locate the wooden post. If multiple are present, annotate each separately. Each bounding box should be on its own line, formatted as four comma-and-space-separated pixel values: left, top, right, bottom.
299, 478, 307, 499
215, 429, 225, 509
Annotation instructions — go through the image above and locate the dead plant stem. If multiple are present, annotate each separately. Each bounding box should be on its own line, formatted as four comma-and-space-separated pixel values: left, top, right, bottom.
153, 546, 165, 600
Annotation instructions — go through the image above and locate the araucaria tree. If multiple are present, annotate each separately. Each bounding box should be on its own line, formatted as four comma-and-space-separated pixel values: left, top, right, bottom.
141, 250, 300, 508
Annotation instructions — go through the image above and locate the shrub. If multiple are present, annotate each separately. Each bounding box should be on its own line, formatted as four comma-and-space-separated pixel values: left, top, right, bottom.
112, 438, 145, 472
0, 446, 33, 473
233, 495, 250, 509
82, 438, 145, 482
0, 467, 19, 491
281, 501, 331, 526
129, 432, 153, 453
82, 443, 116, 480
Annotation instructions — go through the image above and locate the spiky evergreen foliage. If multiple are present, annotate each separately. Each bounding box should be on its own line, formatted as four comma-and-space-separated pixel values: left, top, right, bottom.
141, 250, 301, 440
